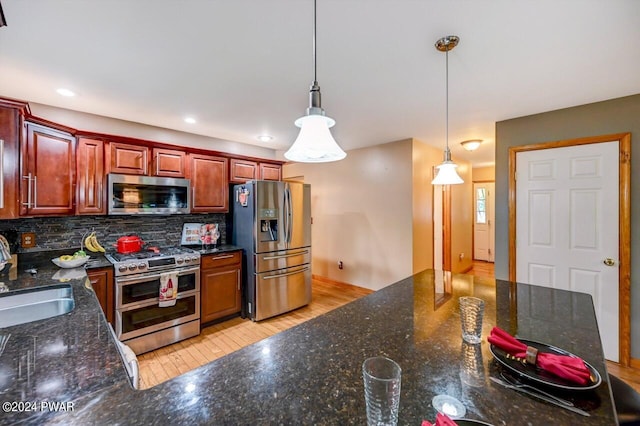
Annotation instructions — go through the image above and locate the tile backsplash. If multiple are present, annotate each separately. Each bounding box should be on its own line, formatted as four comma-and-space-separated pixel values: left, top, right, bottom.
0, 214, 228, 253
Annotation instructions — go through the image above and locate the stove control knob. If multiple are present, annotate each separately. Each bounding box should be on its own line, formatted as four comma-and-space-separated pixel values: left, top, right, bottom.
176, 257, 185, 264
138, 263, 146, 270
128, 264, 137, 271
190, 256, 199, 263
118, 265, 127, 273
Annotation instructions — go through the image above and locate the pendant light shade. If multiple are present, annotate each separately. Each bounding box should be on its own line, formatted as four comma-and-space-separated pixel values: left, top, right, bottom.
284, 0, 346, 163
432, 149, 464, 185
286, 114, 346, 162
432, 35, 464, 185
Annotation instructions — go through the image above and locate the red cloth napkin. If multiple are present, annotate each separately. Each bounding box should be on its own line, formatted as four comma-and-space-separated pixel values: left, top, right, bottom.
487, 326, 591, 385
422, 413, 458, 426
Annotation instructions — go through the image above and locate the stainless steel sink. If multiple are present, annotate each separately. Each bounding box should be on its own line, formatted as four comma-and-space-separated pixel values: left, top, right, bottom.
0, 285, 74, 328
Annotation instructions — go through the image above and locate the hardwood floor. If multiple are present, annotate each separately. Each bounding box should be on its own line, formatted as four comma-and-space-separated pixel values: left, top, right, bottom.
137, 278, 373, 389
139, 264, 639, 395
468, 260, 495, 279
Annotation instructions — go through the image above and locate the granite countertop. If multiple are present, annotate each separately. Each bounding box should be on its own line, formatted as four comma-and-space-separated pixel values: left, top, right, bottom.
0, 265, 130, 425
180, 244, 242, 256
0, 269, 616, 425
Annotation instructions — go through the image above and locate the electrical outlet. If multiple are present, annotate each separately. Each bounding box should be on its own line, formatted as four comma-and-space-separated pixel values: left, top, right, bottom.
338, 261, 343, 270
21, 232, 36, 248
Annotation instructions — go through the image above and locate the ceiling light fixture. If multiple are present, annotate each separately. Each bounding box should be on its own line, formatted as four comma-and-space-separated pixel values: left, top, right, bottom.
431, 35, 464, 185
184, 117, 196, 124
284, 0, 346, 163
56, 88, 76, 97
257, 135, 273, 142
461, 139, 482, 151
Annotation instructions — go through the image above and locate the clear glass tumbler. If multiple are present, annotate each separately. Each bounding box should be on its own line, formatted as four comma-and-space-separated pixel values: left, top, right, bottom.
459, 296, 485, 344
362, 356, 402, 426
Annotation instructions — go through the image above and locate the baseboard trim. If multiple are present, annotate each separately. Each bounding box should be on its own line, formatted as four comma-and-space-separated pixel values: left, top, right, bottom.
312, 275, 372, 293
629, 357, 640, 370
460, 265, 473, 274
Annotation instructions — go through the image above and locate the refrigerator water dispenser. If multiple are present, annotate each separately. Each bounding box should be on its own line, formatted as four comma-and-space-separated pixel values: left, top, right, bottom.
260, 220, 278, 241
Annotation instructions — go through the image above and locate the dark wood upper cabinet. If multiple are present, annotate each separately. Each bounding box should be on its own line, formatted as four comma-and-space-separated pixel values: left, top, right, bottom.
76, 137, 105, 215
229, 158, 257, 183
152, 147, 186, 178
0, 102, 26, 219
21, 123, 75, 216
230, 159, 282, 183
107, 142, 148, 175
189, 153, 228, 213
260, 163, 282, 181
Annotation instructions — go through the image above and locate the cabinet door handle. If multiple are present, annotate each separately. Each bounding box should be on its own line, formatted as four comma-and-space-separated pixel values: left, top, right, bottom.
98, 180, 103, 209
212, 254, 234, 260
22, 173, 32, 207
33, 175, 37, 208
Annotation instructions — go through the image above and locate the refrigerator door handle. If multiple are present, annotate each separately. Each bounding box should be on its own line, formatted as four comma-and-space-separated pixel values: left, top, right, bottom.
283, 184, 291, 246
286, 184, 293, 244
263, 266, 310, 280
262, 250, 310, 261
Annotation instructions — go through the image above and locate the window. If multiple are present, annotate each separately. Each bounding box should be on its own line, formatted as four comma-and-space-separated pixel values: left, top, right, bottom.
476, 188, 486, 224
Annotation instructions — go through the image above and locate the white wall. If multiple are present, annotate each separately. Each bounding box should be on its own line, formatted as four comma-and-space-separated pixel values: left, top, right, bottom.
30, 102, 276, 159
283, 140, 414, 291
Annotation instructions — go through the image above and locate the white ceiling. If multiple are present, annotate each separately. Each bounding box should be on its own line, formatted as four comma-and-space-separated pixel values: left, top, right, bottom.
1, 0, 639, 167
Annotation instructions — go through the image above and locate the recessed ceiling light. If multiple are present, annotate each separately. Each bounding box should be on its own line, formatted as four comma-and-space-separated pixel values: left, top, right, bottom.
56, 88, 76, 97
184, 117, 196, 124
257, 135, 273, 142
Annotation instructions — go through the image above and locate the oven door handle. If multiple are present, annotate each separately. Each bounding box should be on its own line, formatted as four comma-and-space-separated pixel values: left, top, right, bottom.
116, 266, 201, 284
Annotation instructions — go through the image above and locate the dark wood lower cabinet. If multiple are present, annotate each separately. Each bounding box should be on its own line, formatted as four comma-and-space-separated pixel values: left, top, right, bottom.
87, 267, 114, 326
200, 251, 242, 324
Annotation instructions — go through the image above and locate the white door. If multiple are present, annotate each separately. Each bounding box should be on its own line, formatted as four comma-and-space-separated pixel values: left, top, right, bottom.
473, 182, 495, 262
516, 141, 619, 361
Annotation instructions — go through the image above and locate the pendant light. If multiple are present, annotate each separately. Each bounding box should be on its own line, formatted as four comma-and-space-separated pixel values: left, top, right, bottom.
431, 36, 464, 185
284, 0, 346, 163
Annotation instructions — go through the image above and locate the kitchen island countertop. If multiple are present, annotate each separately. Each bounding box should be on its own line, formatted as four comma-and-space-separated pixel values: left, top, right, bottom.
0, 269, 616, 425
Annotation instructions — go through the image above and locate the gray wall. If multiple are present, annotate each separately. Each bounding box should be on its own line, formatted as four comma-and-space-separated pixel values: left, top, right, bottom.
495, 93, 640, 358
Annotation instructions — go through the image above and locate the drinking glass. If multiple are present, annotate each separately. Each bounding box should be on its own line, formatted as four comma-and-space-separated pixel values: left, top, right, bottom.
362, 356, 401, 426
459, 296, 485, 344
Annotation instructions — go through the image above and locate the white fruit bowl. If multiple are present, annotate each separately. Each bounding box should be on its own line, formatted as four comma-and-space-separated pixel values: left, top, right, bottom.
51, 257, 89, 269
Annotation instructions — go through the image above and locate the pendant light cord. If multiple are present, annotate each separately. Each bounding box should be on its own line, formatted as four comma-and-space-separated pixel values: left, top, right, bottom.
313, 0, 317, 84
445, 47, 449, 152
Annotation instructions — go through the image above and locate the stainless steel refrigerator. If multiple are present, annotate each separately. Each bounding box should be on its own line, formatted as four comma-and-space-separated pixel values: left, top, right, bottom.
232, 180, 311, 321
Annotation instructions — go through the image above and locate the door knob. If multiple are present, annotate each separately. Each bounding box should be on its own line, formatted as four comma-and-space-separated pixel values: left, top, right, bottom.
603, 258, 616, 267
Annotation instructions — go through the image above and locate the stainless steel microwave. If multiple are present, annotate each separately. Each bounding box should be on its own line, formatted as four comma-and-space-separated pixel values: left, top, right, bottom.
108, 174, 191, 215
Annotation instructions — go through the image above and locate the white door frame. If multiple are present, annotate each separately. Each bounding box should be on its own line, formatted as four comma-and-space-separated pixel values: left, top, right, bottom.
508, 133, 631, 366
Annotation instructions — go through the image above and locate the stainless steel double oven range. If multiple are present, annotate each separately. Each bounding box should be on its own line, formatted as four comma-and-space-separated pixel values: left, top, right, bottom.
105, 247, 201, 355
